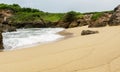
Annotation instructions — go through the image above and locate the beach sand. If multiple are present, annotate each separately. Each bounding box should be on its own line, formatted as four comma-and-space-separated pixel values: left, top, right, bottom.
0, 26, 120, 72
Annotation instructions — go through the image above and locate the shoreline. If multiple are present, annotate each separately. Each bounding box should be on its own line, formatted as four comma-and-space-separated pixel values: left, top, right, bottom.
3, 29, 73, 52
0, 26, 120, 72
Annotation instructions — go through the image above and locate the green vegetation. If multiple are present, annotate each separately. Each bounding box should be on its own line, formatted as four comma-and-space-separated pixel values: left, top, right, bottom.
11, 12, 42, 23
91, 12, 104, 20
0, 3, 64, 23
63, 11, 81, 22
0, 3, 112, 25
41, 13, 64, 22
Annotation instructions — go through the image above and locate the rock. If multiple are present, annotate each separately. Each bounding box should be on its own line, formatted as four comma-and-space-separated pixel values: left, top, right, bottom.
88, 21, 107, 28
77, 18, 89, 27
0, 9, 13, 24
69, 21, 79, 28
0, 31, 4, 49
109, 5, 120, 26
12, 21, 46, 28
89, 13, 111, 28
0, 24, 16, 32
56, 21, 70, 28
81, 30, 99, 35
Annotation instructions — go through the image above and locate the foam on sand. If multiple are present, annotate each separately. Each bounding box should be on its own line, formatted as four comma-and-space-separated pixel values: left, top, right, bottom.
2, 28, 64, 50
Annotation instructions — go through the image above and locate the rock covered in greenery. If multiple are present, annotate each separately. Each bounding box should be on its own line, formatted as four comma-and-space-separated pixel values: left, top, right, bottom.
81, 30, 99, 35
0, 3, 118, 29
88, 12, 112, 28
109, 5, 120, 26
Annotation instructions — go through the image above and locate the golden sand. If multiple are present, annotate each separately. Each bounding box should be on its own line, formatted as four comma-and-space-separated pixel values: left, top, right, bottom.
0, 26, 120, 72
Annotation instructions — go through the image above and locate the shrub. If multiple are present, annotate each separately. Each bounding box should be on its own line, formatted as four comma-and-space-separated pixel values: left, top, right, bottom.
63, 11, 78, 22
91, 12, 104, 20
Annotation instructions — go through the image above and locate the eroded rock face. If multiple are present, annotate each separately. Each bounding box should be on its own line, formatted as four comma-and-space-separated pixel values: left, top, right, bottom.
56, 21, 70, 28
89, 13, 112, 28
0, 24, 16, 32
0, 31, 4, 49
0, 9, 13, 24
109, 5, 120, 26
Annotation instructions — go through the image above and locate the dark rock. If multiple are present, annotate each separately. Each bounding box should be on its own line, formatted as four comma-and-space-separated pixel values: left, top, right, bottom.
45, 21, 57, 28
81, 30, 99, 35
109, 5, 120, 26
0, 24, 16, 32
13, 21, 46, 28
0, 31, 4, 49
56, 21, 70, 28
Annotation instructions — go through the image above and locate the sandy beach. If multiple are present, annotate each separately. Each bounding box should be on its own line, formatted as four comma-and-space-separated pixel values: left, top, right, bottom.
0, 26, 120, 72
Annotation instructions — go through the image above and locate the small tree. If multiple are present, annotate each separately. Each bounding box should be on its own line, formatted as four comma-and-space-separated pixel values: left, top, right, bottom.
63, 11, 77, 22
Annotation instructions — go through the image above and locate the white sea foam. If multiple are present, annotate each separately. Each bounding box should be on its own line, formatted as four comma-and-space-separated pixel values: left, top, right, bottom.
2, 28, 64, 50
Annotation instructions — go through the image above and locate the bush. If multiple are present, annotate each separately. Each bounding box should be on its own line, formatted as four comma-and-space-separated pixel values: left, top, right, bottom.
0, 3, 21, 12
42, 13, 64, 22
91, 12, 104, 20
10, 12, 42, 23
63, 11, 78, 22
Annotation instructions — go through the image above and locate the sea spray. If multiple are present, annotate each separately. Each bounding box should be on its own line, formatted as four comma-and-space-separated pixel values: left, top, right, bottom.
3, 28, 64, 50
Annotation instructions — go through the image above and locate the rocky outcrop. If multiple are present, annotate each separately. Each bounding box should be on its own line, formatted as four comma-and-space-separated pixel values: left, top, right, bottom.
81, 30, 99, 35
55, 12, 112, 28
0, 31, 4, 49
56, 21, 70, 28
13, 21, 46, 28
1, 5, 120, 29
109, 5, 120, 26
0, 9, 16, 32
0, 24, 16, 32
69, 20, 79, 28
0, 9, 13, 24
56, 15, 90, 28
89, 13, 112, 28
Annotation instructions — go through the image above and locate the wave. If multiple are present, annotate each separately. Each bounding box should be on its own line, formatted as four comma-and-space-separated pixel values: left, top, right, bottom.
2, 28, 64, 50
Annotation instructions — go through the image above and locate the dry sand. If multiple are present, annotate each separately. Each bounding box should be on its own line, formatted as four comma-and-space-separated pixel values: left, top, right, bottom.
0, 26, 120, 72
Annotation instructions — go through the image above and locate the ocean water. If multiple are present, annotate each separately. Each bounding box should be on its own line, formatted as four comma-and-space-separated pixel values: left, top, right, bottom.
2, 28, 64, 50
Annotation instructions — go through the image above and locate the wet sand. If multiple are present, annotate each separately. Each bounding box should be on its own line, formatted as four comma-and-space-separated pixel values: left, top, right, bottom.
0, 26, 120, 72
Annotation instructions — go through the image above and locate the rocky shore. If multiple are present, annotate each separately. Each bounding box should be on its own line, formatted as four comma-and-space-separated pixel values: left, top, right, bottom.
0, 31, 3, 49
0, 4, 120, 50
0, 4, 120, 29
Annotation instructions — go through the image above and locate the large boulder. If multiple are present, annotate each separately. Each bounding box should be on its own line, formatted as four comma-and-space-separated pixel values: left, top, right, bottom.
0, 31, 4, 49
81, 30, 99, 35
109, 5, 120, 26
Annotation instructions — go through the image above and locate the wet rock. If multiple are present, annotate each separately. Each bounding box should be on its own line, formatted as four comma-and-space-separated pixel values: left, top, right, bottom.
0, 31, 4, 49
81, 30, 99, 35
0, 24, 16, 32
